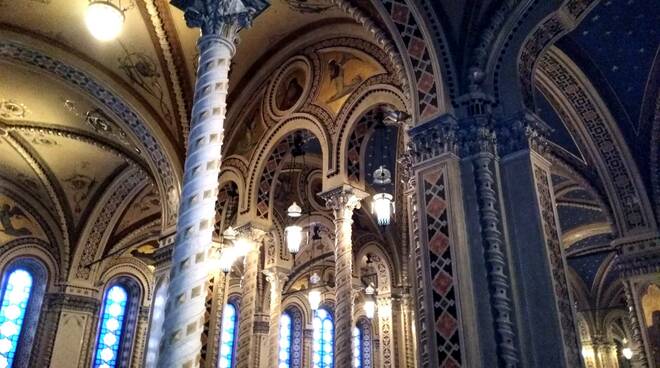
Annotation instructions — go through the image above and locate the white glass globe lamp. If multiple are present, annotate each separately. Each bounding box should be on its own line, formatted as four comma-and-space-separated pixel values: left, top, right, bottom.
85, 1, 125, 41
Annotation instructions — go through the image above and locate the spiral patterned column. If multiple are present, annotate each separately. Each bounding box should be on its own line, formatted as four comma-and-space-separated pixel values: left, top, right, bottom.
322, 187, 364, 368
473, 152, 518, 367
157, 33, 235, 368
623, 279, 649, 368
236, 234, 263, 368
264, 270, 288, 368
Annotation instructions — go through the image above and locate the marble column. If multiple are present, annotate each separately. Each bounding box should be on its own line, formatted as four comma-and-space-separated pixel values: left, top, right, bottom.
235, 228, 266, 368
264, 269, 288, 368
159, 2, 265, 367
321, 186, 365, 368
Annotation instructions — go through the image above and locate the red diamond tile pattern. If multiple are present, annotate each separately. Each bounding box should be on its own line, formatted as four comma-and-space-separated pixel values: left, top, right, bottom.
422, 168, 462, 366
381, 0, 439, 118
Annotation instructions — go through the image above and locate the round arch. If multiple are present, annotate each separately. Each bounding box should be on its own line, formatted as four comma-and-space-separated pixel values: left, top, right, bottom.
245, 115, 331, 223
334, 86, 408, 183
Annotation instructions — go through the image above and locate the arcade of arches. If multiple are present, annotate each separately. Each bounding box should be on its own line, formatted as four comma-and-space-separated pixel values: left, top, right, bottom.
0, 0, 658, 367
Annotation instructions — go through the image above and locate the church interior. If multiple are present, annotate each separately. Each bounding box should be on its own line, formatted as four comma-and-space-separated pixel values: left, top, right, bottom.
0, 0, 658, 367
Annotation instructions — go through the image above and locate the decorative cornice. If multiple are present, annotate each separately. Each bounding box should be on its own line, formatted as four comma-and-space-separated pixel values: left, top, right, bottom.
45, 292, 100, 314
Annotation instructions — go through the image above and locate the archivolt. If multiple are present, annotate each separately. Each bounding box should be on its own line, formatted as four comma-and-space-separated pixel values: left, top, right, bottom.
245, 115, 331, 223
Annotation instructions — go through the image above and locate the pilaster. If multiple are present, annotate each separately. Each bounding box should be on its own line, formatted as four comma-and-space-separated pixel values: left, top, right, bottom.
406, 114, 477, 367
376, 294, 395, 368
623, 279, 650, 368
614, 233, 660, 368
302, 328, 313, 368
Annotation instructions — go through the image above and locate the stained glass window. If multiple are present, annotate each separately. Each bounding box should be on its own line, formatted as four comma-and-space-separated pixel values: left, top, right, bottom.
312, 308, 333, 368
145, 283, 167, 368
0, 269, 33, 368
278, 312, 292, 368
355, 318, 372, 368
352, 327, 361, 368
93, 285, 128, 368
218, 303, 238, 368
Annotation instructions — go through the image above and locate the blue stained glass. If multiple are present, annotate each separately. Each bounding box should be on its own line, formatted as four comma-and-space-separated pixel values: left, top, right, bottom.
278, 313, 292, 368
312, 309, 333, 368
0, 269, 33, 368
93, 285, 128, 368
218, 303, 238, 368
352, 327, 361, 368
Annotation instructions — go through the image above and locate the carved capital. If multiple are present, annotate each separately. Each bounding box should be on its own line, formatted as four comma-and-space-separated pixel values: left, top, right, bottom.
495, 111, 550, 157
236, 224, 267, 242
408, 114, 458, 162
171, 0, 268, 39
263, 268, 289, 291
319, 186, 367, 219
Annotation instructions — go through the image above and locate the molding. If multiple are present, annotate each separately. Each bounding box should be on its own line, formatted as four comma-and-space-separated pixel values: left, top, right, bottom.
140, 0, 192, 144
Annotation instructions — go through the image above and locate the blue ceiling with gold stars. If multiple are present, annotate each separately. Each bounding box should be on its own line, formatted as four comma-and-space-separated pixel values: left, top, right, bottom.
556, 0, 660, 186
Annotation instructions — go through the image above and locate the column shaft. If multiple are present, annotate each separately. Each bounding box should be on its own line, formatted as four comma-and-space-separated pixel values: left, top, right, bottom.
236, 247, 260, 368
264, 271, 287, 368
158, 34, 234, 368
322, 188, 363, 368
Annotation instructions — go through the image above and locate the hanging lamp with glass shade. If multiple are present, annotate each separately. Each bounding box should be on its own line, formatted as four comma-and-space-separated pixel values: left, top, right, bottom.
85, 1, 126, 41
372, 165, 395, 226
363, 284, 376, 319
308, 272, 322, 311
370, 116, 395, 226
285, 133, 307, 254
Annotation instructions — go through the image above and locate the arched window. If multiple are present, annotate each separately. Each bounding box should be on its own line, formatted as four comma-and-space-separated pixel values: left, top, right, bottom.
280, 306, 303, 368
352, 327, 361, 368
93, 285, 128, 368
218, 302, 239, 368
92, 277, 141, 368
355, 318, 373, 368
0, 258, 47, 368
279, 312, 292, 368
312, 308, 333, 368
144, 282, 167, 368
